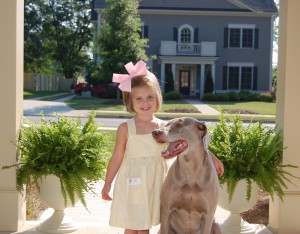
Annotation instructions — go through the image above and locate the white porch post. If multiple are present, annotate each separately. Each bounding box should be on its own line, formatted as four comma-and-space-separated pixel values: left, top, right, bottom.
212, 64, 216, 91
171, 63, 176, 89
200, 64, 205, 98
171, 64, 176, 82
269, 0, 300, 233
160, 62, 165, 92
0, 0, 25, 231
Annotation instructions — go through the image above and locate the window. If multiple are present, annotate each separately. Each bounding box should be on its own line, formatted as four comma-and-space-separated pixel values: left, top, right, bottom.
241, 67, 253, 90
181, 28, 191, 43
228, 67, 240, 90
177, 24, 194, 51
140, 22, 148, 39
224, 64, 256, 91
225, 24, 258, 49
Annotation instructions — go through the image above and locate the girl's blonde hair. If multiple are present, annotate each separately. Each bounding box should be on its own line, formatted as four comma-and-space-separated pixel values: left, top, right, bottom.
122, 72, 163, 114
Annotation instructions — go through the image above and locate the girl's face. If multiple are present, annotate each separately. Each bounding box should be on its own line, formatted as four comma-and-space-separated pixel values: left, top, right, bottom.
131, 85, 157, 116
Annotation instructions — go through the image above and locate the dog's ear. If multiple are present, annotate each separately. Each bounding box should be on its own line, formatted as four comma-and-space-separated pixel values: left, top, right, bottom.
198, 122, 207, 137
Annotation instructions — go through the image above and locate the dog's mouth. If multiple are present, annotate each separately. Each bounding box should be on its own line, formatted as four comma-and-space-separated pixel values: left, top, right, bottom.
162, 140, 188, 158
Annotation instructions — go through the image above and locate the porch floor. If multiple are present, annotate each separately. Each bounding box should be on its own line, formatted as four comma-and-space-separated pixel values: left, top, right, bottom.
0, 180, 274, 234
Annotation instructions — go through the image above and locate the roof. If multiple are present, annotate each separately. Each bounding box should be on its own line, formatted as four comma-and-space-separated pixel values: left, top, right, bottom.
93, 0, 278, 13
230, 0, 278, 12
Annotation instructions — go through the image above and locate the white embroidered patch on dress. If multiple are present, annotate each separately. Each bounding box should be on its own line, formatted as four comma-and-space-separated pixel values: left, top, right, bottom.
127, 177, 142, 186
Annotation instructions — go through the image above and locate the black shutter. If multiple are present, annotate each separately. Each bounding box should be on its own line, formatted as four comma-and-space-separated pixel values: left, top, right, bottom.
224, 27, 229, 48
144, 25, 149, 39
254, 28, 259, 49
194, 28, 199, 43
253, 66, 258, 90
223, 66, 228, 90
173, 27, 178, 41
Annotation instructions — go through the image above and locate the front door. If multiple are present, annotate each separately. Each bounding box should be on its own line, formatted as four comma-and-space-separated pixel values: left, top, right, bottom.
179, 70, 190, 95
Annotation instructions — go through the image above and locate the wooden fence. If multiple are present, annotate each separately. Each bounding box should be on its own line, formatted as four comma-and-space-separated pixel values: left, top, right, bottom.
24, 73, 75, 92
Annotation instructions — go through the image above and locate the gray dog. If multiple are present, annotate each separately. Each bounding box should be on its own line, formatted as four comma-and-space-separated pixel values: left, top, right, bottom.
152, 117, 221, 234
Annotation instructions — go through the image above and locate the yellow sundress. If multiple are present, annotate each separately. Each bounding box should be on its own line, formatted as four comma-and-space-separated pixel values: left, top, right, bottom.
109, 118, 167, 230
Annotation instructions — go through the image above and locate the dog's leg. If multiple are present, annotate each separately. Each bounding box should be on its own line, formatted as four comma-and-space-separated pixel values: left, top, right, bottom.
160, 207, 171, 234
210, 221, 221, 234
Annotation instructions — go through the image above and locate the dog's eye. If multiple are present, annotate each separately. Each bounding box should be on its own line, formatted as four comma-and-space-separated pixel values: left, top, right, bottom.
176, 120, 183, 128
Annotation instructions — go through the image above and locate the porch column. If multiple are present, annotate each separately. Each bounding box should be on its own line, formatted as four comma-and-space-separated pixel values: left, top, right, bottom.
269, 1, 300, 233
171, 63, 176, 89
212, 64, 216, 91
160, 62, 165, 92
200, 64, 205, 98
0, 0, 25, 231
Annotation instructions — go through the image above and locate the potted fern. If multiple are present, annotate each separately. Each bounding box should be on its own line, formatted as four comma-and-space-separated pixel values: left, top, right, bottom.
209, 112, 297, 202
2, 112, 109, 232
209, 111, 298, 233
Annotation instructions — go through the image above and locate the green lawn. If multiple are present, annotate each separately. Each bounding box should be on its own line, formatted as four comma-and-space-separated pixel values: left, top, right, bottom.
24, 90, 66, 99
25, 90, 276, 117
204, 101, 276, 115
67, 97, 275, 115
66, 97, 199, 112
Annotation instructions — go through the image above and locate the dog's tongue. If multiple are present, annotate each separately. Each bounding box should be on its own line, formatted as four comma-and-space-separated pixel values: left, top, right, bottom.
162, 140, 188, 158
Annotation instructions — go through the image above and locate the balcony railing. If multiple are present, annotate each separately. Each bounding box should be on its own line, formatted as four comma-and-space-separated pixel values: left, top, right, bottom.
160, 41, 217, 56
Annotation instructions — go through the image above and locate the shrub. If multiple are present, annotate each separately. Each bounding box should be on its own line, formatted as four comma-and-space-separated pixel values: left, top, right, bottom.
217, 93, 230, 102
204, 69, 214, 94
163, 91, 182, 100
259, 93, 274, 102
165, 69, 175, 93
228, 92, 240, 101
203, 93, 218, 101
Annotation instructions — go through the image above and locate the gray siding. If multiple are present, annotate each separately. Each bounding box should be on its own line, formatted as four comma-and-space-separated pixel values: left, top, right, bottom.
93, 0, 277, 93
141, 13, 274, 91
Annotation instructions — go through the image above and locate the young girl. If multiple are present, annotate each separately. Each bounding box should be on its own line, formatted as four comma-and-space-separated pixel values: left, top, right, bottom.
101, 61, 224, 234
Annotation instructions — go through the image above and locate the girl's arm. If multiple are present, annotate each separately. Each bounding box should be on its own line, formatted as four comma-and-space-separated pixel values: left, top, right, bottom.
209, 151, 224, 176
101, 122, 128, 200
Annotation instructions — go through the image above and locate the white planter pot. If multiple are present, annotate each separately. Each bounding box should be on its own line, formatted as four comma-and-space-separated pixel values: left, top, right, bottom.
218, 179, 260, 234
36, 175, 79, 233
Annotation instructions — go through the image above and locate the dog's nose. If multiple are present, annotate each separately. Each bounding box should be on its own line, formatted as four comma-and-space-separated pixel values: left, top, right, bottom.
152, 129, 161, 137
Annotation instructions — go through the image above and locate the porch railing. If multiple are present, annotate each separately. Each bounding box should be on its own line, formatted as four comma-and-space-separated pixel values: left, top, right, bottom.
160, 41, 216, 56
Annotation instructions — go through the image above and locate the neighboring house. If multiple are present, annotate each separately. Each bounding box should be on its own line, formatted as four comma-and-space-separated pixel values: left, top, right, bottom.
92, 0, 277, 98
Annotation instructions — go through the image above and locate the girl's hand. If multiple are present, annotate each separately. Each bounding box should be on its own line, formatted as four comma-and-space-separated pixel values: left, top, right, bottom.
101, 183, 113, 201
209, 151, 224, 176
214, 158, 224, 176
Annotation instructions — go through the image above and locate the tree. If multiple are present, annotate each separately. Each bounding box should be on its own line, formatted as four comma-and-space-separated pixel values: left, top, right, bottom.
24, 0, 93, 79
165, 69, 175, 93
204, 69, 214, 94
94, 0, 148, 83
24, 0, 54, 74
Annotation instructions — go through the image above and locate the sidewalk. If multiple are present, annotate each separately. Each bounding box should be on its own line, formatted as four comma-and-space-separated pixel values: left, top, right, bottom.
23, 95, 221, 117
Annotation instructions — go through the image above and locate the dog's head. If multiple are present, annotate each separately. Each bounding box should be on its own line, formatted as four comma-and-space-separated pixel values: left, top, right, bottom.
152, 117, 208, 159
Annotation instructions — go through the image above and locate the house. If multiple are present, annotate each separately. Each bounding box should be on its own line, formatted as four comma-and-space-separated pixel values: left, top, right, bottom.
92, 0, 278, 98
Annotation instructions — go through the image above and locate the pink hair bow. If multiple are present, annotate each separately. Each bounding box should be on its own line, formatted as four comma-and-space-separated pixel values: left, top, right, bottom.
112, 61, 148, 92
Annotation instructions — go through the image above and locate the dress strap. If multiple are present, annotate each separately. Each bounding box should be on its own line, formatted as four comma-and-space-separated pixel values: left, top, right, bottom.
127, 118, 136, 135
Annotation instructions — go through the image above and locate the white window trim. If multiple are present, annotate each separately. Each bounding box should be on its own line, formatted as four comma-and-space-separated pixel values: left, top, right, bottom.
178, 24, 194, 43
228, 24, 255, 48
228, 24, 255, 29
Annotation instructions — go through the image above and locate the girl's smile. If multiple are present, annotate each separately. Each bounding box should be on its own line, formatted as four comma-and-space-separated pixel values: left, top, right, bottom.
131, 86, 157, 115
